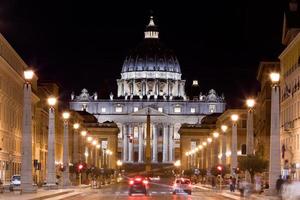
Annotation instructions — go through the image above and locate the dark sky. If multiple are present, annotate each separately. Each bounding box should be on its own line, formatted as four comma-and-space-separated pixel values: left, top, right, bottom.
0, 0, 286, 107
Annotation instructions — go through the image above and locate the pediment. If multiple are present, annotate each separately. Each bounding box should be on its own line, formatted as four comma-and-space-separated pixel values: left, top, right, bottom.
130, 107, 169, 117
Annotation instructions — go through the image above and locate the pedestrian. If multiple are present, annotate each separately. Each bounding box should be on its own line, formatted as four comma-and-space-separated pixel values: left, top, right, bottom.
232, 176, 236, 192
276, 175, 284, 195
229, 176, 234, 192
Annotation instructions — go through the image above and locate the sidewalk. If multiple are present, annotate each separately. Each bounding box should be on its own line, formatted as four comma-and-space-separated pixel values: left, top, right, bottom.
193, 183, 280, 200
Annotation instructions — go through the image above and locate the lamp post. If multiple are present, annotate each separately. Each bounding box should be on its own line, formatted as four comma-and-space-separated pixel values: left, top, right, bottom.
221, 125, 228, 166
62, 112, 71, 187
268, 72, 281, 193
21, 70, 36, 192
207, 137, 212, 169
246, 99, 255, 155
46, 96, 57, 187
73, 123, 80, 164
231, 114, 239, 176
213, 132, 220, 166
80, 130, 87, 163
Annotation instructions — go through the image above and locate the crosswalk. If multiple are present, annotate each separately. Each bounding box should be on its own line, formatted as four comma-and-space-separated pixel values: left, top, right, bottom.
99, 191, 191, 196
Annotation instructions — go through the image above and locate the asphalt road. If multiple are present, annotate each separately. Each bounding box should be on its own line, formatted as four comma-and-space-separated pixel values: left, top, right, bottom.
63, 178, 239, 200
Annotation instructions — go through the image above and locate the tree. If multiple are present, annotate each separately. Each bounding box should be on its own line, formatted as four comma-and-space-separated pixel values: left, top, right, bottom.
238, 155, 268, 183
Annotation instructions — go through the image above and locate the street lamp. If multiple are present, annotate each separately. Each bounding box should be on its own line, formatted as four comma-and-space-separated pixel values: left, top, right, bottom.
62, 111, 71, 187
87, 136, 93, 143
73, 123, 80, 163
268, 72, 281, 193
213, 132, 219, 138
81, 130, 87, 137
246, 98, 255, 155
221, 125, 228, 166
46, 96, 57, 187
231, 114, 238, 176
207, 137, 212, 144
21, 69, 36, 192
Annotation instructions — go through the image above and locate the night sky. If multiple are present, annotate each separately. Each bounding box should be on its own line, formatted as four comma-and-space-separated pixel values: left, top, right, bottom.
0, 1, 286, 107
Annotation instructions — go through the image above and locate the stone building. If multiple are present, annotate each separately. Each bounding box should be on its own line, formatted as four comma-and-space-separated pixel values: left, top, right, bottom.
279, 0, 300, 180
255, 61, 280, 160
179, 109, 247, 171
69, 16, 226, 166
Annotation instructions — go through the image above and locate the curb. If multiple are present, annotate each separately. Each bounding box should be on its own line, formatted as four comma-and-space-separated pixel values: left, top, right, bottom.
28, 190, 74, 200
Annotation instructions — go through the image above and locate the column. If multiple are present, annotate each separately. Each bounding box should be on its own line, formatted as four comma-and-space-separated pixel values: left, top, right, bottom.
200, 148, 204, 169
73, 129, 79, 163
207, 145, 211, 169
46, 107, 56, 186
163, 125, 169, 162
138, 124, 144, 163
213, 140, 219, 166
152, 124, 158, 162
169, 125, 174, 162
269, 81, 281, 192
128, 125, 133, 162
231, 122, 238, 175
222, 132, 227, 166
246, 109, 254, 155
62, 120, 71, 186
122, 124, 128, 162
21, 82, 36, 192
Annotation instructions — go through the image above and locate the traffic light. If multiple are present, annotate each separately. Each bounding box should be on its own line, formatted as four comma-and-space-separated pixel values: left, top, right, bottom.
78, 164, 83, 172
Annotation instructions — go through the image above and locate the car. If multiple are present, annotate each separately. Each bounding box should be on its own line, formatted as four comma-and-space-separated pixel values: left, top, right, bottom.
9, 175, 21, 191
173, 178, 192, 195
128, 177, 148, 196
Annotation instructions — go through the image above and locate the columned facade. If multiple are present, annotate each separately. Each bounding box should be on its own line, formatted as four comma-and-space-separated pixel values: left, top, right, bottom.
120, 121, 176, 164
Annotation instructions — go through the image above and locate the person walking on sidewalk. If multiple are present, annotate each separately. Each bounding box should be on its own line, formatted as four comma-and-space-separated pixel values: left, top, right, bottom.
276, 175, 284, 196
229, 176, 234, 192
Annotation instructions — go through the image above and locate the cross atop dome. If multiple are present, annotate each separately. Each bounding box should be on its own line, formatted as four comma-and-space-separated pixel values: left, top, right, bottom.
144, 16, 159, 39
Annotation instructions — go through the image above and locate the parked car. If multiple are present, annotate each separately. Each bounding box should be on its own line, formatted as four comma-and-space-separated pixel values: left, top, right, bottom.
9, 175, 21, 191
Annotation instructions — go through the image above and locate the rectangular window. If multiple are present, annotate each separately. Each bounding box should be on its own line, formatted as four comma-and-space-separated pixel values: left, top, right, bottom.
134, 107, 139, 112
158, 107, 163, 112
242, 120, 247, 128
209, 104, 216, 113
101, 107, 106, 113
174, 107, 181, 113
191, 108, 196, 113
115, 107, 122, 113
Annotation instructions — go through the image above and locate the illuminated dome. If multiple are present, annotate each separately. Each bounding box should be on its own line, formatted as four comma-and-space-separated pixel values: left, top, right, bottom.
121, 16, 181, 81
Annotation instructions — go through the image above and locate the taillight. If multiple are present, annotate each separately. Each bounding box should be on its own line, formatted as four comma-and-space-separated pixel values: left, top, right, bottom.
129, 180, 134, 185
188, 183, 192, 187
143, 180, 148, 185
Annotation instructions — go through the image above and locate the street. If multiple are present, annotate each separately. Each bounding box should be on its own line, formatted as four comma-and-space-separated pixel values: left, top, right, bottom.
63, 178, 241, 200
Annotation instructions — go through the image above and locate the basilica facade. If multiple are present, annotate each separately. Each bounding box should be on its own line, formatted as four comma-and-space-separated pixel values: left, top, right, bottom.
69, 16, 226, 164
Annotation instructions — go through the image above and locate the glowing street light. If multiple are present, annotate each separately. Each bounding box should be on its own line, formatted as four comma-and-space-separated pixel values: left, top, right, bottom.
87, 136, 93, 143
207, 137, 212, 144
81, 130, 87, 137
47, 96, 57, 107
24, 70, 34, 81
73, 123, 80, 129
221, 125, 228, 132
213, 132, 219, 138
202, 142, 207, 146
270, 72, 280, 83
246, 99, 255, 108
231, 114, 239, 122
